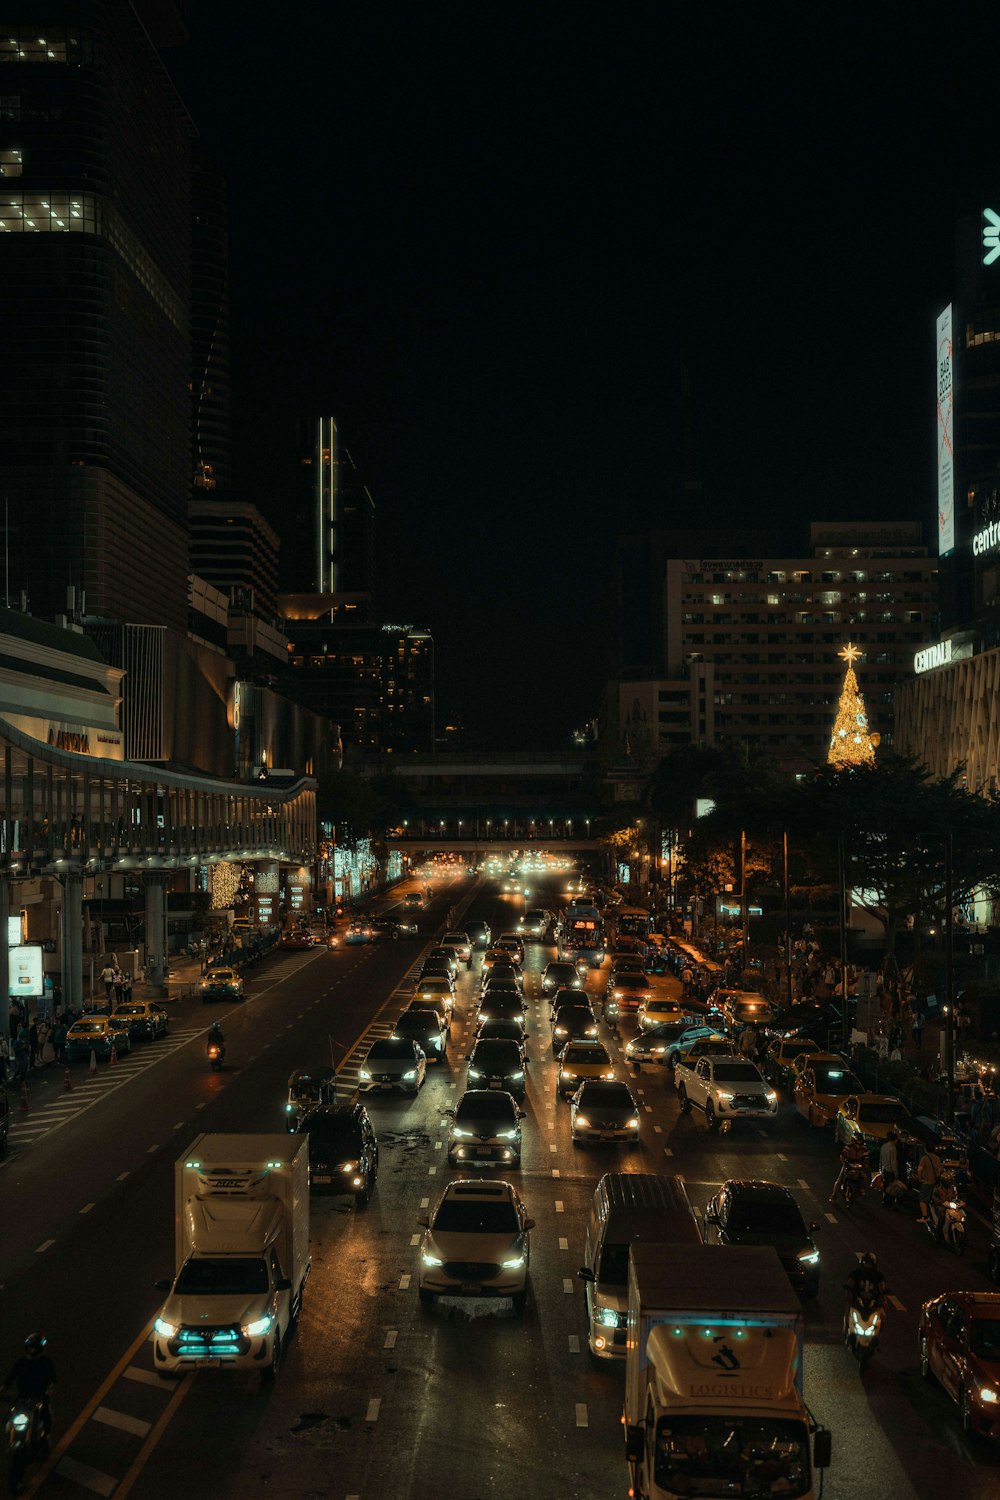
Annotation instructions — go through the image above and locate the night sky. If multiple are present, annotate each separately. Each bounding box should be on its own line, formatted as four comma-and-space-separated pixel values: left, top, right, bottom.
169, 4, 1000, 749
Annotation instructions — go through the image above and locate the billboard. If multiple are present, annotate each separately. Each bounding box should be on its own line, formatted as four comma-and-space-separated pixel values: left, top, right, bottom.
937, 304, 955, 556
8, 944, 44, 999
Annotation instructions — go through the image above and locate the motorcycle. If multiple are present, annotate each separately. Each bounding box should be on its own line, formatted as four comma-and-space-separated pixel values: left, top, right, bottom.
207, 1042, 225, 1073
845, 1295, 884, 1373
927, 1196, 967, 1255
5, 1398, 45, 1495
836, 1162, 866, 1209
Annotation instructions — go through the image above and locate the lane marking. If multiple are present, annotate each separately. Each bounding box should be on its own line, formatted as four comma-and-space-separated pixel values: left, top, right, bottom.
94, 1405, 152, 1438
797, 1178, 810, 1190
35, 1239, 54, 1254
558, 1237, 569, 1250
568, 1334, 580, 1354
575, 1402, 589, 1428
825, 1211, 838, 1224
399, 1274, 411, 1290
147, 1145, 159, 1154
80, 1203, 95, 1215
887, 1294, 906, 1311
384, 1329, 398, 1349
116, 1171, 130, 1182
555, 1200, 564, 1212
428, 1166, 437, 1175
776, 1152, 787, 1161
54, 1455, 117, 1497
663, 1146, 673, 1157
410, 1234, 420, 1246
365, 1398, 382, 1422
552, 1168, 560, 1178
563, 1278, 573, 1294
112, 1369, 196, 1498
653, 1125, 662, 1134
123, 1366, 167, 1389
420, 1197, 429, 1208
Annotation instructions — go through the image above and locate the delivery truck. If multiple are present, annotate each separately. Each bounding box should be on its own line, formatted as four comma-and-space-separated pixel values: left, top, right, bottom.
153, 1134, 310, 1380
623, 1243, 830, 1499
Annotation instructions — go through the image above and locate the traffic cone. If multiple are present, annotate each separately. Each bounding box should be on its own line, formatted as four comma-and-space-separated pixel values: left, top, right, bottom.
109, 1042, 117, 1066
19, 1080, 29, 1114
63, 1067, 73, 1093
89, 1048, 98, 1072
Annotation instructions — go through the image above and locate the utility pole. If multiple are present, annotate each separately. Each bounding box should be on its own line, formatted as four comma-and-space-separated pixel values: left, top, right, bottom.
783, 830, 793, 1011
740, 830, 749, 956
838, 833, 849, 1049
945, 832, 955, 1124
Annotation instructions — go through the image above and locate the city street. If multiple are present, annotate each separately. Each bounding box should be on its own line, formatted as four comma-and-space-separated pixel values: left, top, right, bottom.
3, 870, 998, 1499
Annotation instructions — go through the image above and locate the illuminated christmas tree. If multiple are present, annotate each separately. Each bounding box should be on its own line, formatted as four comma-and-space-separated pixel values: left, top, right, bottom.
828, 643, 879, 767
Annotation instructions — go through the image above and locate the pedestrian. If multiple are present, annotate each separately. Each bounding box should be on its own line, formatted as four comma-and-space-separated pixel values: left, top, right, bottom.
911, 1008, 923, 1050
113, 968, 125, 1005
36, 1020, 52, 1067
27, 1018, 38, 1070
122, 971, 133, 1003
52, 1018, 67, 1064
739, 1024, 757, 1061
915, 1145, 943, 1222
99, 962, 114, 1000
879, 1131, 899, 1208
13, 1032, 29, 1082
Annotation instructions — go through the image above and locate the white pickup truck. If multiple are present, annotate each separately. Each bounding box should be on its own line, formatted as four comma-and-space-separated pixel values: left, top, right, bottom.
675, 1055, 778, 1130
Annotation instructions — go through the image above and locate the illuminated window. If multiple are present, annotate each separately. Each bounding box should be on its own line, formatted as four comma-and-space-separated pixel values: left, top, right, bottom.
0, 148, 22, 178
0, 28, 89, 63
0, 191, 97, 232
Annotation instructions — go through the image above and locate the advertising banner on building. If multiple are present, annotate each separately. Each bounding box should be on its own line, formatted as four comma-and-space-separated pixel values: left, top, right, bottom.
8, 944, 44, 999
937, 304, 954, 557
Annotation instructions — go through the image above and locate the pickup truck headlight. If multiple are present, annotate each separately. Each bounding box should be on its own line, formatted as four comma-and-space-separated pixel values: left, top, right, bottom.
502, 1253, 526, 1269
510, 1070, 524, 1081
402, 1069, 417, 1080
626, 1117, 640, 1129
716, 1090, 734, 1102
597, 1305, 619, 1328
452, 1127, 473, 1138
499, 1128, 518, 1140
766, 1090, 778, 1104
154, 1316, 178, 1339
241, 1313, 274, 1338
797, 1249, 820, 1265
421, 1252, 443, 1267
359, 1068, 371, 1080
468, 1068, 482, 1079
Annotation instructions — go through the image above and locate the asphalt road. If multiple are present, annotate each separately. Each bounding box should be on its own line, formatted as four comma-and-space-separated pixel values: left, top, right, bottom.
3, 868, 999, 1499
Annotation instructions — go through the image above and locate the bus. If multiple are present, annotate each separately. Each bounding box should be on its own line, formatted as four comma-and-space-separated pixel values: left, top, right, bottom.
559, 900, 606, 967
614, 907, 654, 943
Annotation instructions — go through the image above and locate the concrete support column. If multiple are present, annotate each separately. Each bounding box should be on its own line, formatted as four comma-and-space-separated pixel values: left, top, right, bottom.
144, 874, 169, 995
62, 868, 84, 1013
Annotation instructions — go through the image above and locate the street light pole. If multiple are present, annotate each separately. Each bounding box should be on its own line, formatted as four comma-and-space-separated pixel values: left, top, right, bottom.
783, 831, 793, 1011
838, 832, 849, 1050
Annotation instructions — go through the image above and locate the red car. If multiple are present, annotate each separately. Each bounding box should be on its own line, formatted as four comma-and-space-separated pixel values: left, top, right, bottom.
919, 1291, 1000, 1437
280, 931, 314, 950
606, 972, 652, 1012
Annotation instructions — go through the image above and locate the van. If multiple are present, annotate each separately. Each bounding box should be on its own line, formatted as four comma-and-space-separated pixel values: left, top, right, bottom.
577, 1172, 700, 1360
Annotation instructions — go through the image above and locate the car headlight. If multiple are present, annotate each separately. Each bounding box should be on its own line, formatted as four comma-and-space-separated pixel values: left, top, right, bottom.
613, 990, 623, 999
452, 1127, 473, 1138
797, 1249, 820, 1265
554, 1026, 567, 1037
574, 1114, 590, 1128
499, 1128, 518, 1140
339, 1161, 358, 1173
560, 1069, 573, 1080
597, 1305, 619, 1328
626, 1117, 640, 1129
766, 1090, 778, 1104
154, 1316, 178, 1339
10, 1412, 30, 1430
979, 1385, 1000, 1404
502, 1253, 526, 1269
469, 1068, 482, 1079
241, 1313, 274, 1338
402, 1069, 417, 1080
651, 1046, 667, 1055
716, 1090, 734, 1102
285, 1103, 295, 1113
422, 1252, 443, 1267
359, 1068, 371, 1080
510, 1070, 524, 1081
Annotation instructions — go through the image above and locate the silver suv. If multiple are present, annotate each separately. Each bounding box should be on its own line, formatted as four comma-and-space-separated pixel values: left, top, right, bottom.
417, 1179, 534, 1312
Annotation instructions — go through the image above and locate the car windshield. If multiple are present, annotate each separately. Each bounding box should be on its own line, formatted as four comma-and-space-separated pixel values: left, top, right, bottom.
433, 1197, 520, 1233
598, 1242, 632, 1285
712, 1063, 762, 1082
813, 1066, 861, 1092
618, 976, 647, 988
73, 1022, 104, 1033
456, 1094, 516, 1121
416, 980, 449, 992
645, 1024, 687, 1041
580, 1084, 633, 1107
394, 1016, 433, 1035
307, 1120, 361, 1156
859, 1102, 909, 1123
115, 1006, 142, 1016
564, 1047, 609, 1065
479, 1022, 522, 1042
367, 1040, 415, 1059
728, 1201, 805, 1236
654, 1415, 810, 1498
473, 1042, 521, 1068
547, 965, 576, 980
971, 1318, 1000, 1360
555, 1006, 593, 1022
175, 1257, 269, 1295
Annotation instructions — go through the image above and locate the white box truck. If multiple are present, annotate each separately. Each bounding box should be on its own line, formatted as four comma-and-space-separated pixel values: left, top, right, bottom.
153, 1134, 310, 1380
623, 1243, 830, 1500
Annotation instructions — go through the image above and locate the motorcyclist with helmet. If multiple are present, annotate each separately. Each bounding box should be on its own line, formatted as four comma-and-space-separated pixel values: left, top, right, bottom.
844, 1252, 886, 1314
206, 1021, 226, 1066
830, 1135, 868, 1204
3, 1333, 56, 1445
929, 1171, 958, 1245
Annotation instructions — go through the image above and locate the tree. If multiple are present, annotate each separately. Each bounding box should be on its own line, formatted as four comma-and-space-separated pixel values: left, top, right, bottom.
315, 768, 401, 847
827, 644, 878, 768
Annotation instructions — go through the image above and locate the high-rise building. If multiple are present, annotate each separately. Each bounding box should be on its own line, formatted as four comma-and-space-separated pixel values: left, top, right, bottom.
189, 500, 281, 618
605, 522, 937, 774
293, 418, 376, 595
190, 151, 231, 499
0, 1, 193, 629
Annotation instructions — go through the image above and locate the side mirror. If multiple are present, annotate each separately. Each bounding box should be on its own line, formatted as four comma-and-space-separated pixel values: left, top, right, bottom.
625, 1424, 645, 1463
517, 1108, 526, 1120
577, 1266, 595, 1282
442, 1108, 455, 1119
813, 1429, 832, 1469
705, 1202, 719, 1223
416, 1214, 429, 1228
155, 1278, 172, 1292
276, 1277, 292, 1292
523, 1217, 536, 1231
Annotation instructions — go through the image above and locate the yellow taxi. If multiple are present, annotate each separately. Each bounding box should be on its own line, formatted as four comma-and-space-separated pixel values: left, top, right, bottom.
556, 1040, 615, 1100
793, 1053, 867, 1128
834, 1092, 911, 1149
199, 966, 244, 1002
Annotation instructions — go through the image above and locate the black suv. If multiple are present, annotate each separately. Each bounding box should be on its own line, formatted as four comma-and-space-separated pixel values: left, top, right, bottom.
394, 1006, 448, 1060
467, 1038, 527, 1102
303, 1103, 379, 1208
551, 1002, 598, 1053
703, 1179, 820, 1297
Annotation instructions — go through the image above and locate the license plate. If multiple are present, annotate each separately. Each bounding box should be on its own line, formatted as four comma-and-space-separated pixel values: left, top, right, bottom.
489, 1080, 502, 1089
477, 1147, 492, 1156
462, 1283, 482, 1294
314, 1174, 331, 1184
195, 1357, 221, 1368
